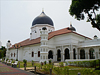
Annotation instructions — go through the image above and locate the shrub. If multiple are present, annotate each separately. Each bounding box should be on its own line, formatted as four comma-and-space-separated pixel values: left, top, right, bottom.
6, 58, 8, 61
59, 62, 64, 67
32, 60, 34, 66
49, 60, 51, 64
43, 64, 53, 74
23, 59, 27, 64
12, 60, 15, 63
44, 61, 46, 65
16, 59, 18, 61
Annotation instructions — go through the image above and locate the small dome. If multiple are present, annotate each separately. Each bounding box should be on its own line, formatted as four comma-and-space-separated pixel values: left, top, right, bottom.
32, 11, 54, 26
42, 27, 47, 30
94, 35, 97, 37
69, 24, 76, 31
8, 40, 10, 43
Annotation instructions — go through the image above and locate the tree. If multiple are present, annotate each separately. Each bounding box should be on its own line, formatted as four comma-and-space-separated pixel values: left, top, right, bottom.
69, 0, 100, 31
0, 46, 6, 58
0, 50, 3, 58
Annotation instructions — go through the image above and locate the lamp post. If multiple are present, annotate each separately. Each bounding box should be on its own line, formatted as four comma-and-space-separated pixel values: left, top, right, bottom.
14, 43, 21, 60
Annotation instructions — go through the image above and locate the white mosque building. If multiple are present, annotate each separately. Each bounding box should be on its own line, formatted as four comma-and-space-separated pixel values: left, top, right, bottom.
6, 10, 100, 62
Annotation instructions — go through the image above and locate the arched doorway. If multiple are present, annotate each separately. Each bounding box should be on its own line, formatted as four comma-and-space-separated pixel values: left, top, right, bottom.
57, 50, 61, 61
48, 50, 53, 59
73, 48, 76, 59
65, 48, 70, 59
89, 48, 94, 59
80, 49, 85, 59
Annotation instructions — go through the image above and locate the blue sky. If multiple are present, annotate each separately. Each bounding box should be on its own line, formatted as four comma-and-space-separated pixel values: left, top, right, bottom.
0, 0, 100, 46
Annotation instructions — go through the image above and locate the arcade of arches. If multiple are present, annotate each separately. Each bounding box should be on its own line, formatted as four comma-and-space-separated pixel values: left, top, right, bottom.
48, 48, 100, 61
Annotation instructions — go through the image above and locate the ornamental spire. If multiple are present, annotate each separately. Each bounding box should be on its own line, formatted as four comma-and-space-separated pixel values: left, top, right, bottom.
42, 8, 44, 13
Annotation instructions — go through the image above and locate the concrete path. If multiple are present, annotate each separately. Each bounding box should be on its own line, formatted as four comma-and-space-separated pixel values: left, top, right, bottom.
0, 62, 34, 75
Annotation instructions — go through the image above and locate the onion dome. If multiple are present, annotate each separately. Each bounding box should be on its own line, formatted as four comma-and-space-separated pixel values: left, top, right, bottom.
32, 10, 54, 26
94, 35, 98, 39
69, 23, 76, 31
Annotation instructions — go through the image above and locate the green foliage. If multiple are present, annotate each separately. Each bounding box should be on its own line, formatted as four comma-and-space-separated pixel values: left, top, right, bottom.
16, 59, 18, 61
53, 66, 69, 75
0, 50, 4, 58
42, 64, 53, 73
0, 46, 6, 58
23, 59, 27, 64
67, 60, 99, 68
44, 61, 46, 65
59, 62, 64, 67
12, 60, 15, 63
49, 60, 51, 64
69, 0, 100, 30
32, 60, 34, 66
6, 58, 8, 62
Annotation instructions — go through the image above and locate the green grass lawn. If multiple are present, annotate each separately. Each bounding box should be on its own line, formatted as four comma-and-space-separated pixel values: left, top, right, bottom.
17, 62, 100, 75
17, 61, 40, 68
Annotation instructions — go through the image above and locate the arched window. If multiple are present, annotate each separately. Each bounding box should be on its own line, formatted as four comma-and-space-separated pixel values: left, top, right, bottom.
11, 53, 13, 57
48, 50, 53, 59
38, 51, 40, 57
65, 48, 70, 59
80, 49, 85, 59
89, 48, 95, 59
57, 49, 61, 61
32, 51, 34, 57
14, 53, 15, 57
73, 48, 76, 59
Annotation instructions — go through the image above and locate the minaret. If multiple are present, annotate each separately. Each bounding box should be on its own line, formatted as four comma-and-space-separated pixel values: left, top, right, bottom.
6, 40, 11, 58
40, 27, 48, 63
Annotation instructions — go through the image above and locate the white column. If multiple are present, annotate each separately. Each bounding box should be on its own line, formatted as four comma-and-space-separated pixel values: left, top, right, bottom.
70, 51, 73, 59
76, 48, 78, 59
70, 44, 73, 59
78, 49, 80, 59
88, 53, 90, 59
61, 52, 63, 61
62, 46, 64, 61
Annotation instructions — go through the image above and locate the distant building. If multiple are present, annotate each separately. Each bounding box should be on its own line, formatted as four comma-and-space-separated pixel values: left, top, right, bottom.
6, 10, 100, 62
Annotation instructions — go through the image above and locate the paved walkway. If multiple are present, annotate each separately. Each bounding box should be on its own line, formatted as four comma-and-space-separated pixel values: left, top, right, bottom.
0, 62, 34, 75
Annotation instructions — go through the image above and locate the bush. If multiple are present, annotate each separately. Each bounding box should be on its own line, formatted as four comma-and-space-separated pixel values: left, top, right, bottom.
53, 66, 69, 75
6, 58, 9, 62
32, 60, 34, 66
44, 61, 46, 65
16, 59, 18, 61
42, 64, 53, 74
59, 62, 64, 67
23, 59, 27, 64
12, 60, 15, 63
49, 60, 51, 64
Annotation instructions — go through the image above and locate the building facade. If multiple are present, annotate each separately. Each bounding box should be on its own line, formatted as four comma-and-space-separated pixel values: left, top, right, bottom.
6, 11, 100, 62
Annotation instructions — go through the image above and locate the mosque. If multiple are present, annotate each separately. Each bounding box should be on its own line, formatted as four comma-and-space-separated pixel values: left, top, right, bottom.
6, 10, 100, 62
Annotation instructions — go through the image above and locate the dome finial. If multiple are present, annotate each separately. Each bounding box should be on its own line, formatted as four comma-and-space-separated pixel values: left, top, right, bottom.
42, 8, 44, 13
70, 21, 72, 25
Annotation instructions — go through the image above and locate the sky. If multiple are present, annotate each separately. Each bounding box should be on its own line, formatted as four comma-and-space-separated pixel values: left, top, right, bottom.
0, 0, 100, 47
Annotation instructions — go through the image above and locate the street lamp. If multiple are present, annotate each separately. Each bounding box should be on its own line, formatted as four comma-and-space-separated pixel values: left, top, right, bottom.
14, 43, 21, 60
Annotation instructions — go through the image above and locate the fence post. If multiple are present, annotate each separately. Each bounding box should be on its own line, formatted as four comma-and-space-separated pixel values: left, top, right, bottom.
24, 63, 26, 70
50, 68, 52, 75
35, 66, 36, 74
78, 72, 81, 75
19, 63, 20, 68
